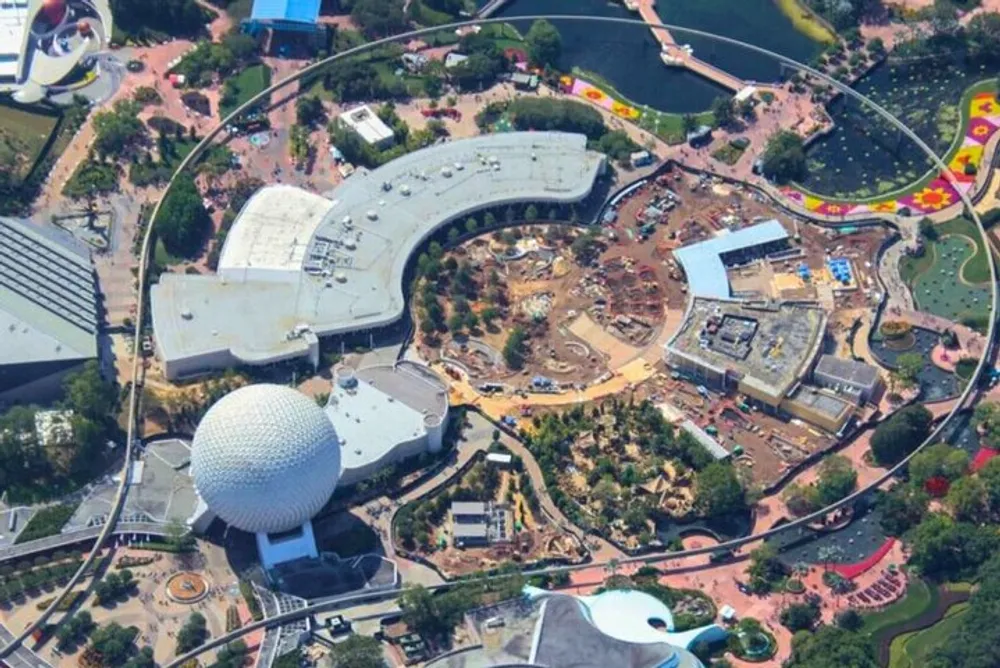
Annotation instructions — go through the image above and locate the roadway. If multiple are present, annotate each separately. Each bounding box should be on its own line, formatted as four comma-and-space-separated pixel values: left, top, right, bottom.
3, 13, 997, 665
0, 523, 169, 563
0, 624, 50, 668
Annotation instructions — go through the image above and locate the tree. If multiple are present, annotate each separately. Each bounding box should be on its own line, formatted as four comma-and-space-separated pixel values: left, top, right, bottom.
710, 95, 736, 128
111, 0, 206, 38
783, 483, 820, 516
816, 455, 858, 505
908, 443, 968, 487
157, 174, 210, 257
870, 404, 933, 466
464, 217, 478, 235
780, 602, 820, 632
878, 484, 929, 536
747, 544, 787, 593
967, 11, 1000, 61
524, 204, 538, 222
351, 0, 407, 38
894, 352, 924, 390
761, 130, 807, 184
88, 623, 139, 667
694, 463, 745, 518
327, 634, 386, 668
787, 625, 878, 668
928, 0, 960, 36
295, 95, 325, 127
525, 19, 562, 68
682, 113, 698, 134
503, 327, 529, 369
64, 360, 116, 422
946, 476, 986, 522
835, 609, 864, 632
906, 514, 999, 581
176, 612, 208, 654
92, 100, 145, 159
973, 401, 1000, 448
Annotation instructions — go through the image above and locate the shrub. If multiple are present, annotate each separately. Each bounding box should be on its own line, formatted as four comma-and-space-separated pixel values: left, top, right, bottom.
879, 320, 912, 340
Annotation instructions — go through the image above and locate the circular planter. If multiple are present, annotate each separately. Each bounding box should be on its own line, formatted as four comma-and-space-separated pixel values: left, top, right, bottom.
165, 572, 209, 604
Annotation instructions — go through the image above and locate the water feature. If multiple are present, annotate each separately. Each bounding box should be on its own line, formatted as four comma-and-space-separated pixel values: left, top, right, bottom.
496, 0, 822, 113
869, 326, 959, 402
802, 59, 994, 197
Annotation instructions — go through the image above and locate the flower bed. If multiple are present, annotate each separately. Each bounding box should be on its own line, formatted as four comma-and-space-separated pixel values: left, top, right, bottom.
561, 76, 641, 120
780, 88, 1000, 217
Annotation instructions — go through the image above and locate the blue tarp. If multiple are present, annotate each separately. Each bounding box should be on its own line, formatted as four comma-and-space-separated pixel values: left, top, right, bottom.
250, 0, 321, 23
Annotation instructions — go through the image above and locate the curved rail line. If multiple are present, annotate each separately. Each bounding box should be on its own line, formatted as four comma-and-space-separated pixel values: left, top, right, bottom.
3, 14, 996, 663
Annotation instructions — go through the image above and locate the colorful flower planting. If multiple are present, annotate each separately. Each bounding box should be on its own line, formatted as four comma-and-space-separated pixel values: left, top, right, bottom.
781, 91, 1000, 217
560, 76, 641, 120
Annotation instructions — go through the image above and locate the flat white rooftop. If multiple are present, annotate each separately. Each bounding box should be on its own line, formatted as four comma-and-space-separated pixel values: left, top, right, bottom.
151, 132, 606, 377
0, 1, 28, 62
325, 362, 447, 476
339, 104, 394, 145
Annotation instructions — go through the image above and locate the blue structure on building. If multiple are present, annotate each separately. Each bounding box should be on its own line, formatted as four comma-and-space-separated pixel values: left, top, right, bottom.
243, 0, 324, 38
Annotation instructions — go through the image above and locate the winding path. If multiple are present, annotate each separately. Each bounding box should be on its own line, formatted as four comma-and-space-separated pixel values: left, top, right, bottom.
3, 14, 998, 665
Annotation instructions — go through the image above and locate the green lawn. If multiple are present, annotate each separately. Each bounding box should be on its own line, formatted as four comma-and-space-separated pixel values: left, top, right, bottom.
899, 243, 935, 285
0, 103, 60, 179
220, 63, 272, 119
862, 578, 936, 638
889, 602, 969, 668
936, 216, 991, 284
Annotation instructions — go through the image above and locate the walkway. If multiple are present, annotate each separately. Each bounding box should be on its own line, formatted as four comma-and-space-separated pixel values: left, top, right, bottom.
0, 623, 51, 668
635, 0, 746, 92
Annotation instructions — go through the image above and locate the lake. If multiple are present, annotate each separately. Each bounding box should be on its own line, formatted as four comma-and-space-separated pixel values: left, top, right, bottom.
496, 0, 823, 112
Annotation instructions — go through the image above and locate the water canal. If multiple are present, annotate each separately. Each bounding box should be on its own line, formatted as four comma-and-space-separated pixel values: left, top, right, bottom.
497, 0, 821, 112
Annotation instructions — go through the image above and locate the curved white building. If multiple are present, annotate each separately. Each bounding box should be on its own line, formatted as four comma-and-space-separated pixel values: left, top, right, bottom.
190, 383, 341, 567
1, 0, 113, 104
326, 361, 449, 486
151, 132, 607, 380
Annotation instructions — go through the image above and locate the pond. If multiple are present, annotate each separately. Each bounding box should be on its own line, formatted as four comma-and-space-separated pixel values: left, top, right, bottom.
768, 501, 890, 568
655, 508, 753, 544
497, 0, 822, 113
802, 59, 994, 198
869, 326, 959, 402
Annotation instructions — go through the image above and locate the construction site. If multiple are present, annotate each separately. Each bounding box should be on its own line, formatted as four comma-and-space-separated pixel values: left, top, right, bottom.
399, 456, 586, 578
423, 223, 683, 392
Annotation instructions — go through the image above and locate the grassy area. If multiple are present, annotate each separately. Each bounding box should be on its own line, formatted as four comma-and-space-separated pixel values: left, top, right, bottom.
0, 103, 61, 179
955, 358, 978, 381
712, 139, 750, 166
154, 238, 184, 270
888, 601, 969, 668
15, 503, 79, 544
220, 63, 272, 118
936, 215, 991, 284
774, 0, 837, 43
795, 78, 997, 203
899, 243, 935, 285
862, 578, 936, 638
571, 67, 713, 146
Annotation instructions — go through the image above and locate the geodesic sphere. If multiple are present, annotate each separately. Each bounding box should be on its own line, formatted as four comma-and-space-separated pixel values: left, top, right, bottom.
191, 384, 341, 534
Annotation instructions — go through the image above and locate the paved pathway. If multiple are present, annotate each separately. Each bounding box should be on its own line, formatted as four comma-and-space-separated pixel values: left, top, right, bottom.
0, 623, 50, 668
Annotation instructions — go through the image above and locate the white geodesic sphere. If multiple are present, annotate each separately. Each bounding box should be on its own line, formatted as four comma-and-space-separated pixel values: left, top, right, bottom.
191, 384, 341, 534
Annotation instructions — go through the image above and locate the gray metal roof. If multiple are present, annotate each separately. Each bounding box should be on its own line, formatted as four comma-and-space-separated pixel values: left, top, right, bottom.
814, 354, 880, 390
452, 523, 488, 538
452, 501, 487, 516
680, 420, 729, 460
151, 132, 605, 376
0, 217, 98, 366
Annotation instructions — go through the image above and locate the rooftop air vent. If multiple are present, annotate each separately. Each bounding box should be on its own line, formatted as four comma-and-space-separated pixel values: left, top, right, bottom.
400, 184, 411, 196
366, 210, 378, 220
